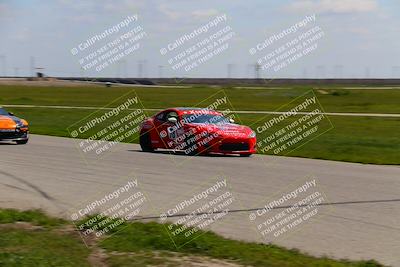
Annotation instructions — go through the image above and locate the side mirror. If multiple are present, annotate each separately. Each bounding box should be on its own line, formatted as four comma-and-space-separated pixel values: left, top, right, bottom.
229, 118, 235, 123
167, 117, 178, 124
8, 112, 14, 116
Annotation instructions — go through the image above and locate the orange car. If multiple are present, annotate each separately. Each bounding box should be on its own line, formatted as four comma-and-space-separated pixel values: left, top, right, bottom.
0, 107, 29, 144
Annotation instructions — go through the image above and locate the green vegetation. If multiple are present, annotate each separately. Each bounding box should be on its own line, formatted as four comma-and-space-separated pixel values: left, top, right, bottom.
0, 208, 65, 226
0, 209, 386, 267
0, 229, 91, 267
1, 84, 399, 164
0, 209, 89, 267
1, 85, 400, 113
99, 221, 384, 267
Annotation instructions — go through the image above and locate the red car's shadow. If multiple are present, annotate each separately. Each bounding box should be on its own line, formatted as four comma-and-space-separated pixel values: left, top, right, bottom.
0, 141, 17, 145
127, 149, 242, 157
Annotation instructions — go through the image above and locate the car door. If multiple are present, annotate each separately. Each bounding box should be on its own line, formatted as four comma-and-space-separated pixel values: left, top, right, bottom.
148, 111, 166, 147
153, 110, 181, 149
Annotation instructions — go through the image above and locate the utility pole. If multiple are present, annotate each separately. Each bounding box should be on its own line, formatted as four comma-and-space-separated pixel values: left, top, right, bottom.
302, 68, 308, 78
30, 56, 35, 77
255, 63, 261, 79
138, 60, 145, 78
333, 65, 343, 78
123, 60, 127, 78
316, 65, 326, 78
142, 60, 147, 78
392, 66, 400, 78
227, 63, 234, 78
364, 67, 371, 78
117, 59, 127, 78
158, 65, 164, 78
246, 64, 253, 78
116, 62, 120, 78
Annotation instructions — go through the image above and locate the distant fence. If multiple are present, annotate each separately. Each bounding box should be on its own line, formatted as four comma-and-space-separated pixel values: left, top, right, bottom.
59, 77, 400, 86
151, 78, 400, 86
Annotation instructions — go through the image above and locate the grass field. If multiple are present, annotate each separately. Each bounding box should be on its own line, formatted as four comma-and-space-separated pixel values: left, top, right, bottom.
0, 209, 386, 267
0, 209, 90, 267
1, 84, 399, 164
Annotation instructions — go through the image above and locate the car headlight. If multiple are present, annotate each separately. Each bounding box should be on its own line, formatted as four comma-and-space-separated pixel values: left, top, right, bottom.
16, 121, 24, 128
249, 130, 256, 138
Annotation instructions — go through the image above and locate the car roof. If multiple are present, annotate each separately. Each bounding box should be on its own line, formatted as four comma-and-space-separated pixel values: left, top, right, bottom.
173, 107, 222, 115
173, 107, 207, 110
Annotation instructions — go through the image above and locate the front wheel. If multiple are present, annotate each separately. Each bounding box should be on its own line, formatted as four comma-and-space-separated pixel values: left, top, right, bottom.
139, 132, 154, 152
16, 139, 28, 145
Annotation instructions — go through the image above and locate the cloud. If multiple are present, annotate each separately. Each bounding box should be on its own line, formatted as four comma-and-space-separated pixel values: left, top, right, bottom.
57, 0, 144, 13
286, 0, 378, 14
347, 27, 371, 36
191, 9, 220, 19
9, 27, 31, 42
0, 3, 11, 17
68, 14, 96, 23
158, 4, 182, 20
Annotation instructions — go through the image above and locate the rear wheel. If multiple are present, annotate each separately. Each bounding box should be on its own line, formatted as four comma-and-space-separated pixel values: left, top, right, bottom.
16, 139, 28, 145
139, 132, 154, 152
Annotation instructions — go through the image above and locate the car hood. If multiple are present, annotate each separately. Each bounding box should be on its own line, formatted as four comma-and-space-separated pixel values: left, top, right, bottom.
0, 115, 28, 130
187, 123, 252, 137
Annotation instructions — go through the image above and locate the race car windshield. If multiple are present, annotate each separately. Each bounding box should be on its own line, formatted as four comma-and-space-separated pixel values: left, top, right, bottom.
0, 108, 9, 115
183, 114, 230, 124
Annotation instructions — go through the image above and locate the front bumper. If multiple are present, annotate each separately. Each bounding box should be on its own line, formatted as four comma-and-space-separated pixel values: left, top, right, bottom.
204, 136, 257, 155
0, 129, 29, 141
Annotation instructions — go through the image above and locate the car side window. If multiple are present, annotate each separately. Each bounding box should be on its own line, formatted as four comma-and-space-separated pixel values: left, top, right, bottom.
156, 112, 166, 121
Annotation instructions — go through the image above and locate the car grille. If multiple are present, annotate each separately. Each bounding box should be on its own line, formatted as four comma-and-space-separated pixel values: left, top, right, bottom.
220, 142, 249, 151
0, 130, 27, 140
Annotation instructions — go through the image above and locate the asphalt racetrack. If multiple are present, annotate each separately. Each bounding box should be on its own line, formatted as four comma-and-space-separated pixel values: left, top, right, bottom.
0, 134, 399, 266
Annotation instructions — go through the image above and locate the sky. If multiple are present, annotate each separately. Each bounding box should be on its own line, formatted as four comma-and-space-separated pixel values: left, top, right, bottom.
1, 0, 400, 78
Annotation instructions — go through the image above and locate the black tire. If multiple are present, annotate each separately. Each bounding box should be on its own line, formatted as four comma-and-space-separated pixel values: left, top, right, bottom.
16, 139, 28, 145
240, 153, 251, 157
139, 132, 154, 152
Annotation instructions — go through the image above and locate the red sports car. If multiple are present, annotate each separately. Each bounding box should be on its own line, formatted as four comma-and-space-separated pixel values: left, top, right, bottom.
139, 108, 256, 156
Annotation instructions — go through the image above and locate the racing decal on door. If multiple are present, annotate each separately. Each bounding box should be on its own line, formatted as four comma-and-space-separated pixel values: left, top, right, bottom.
167, 126, 185, 143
